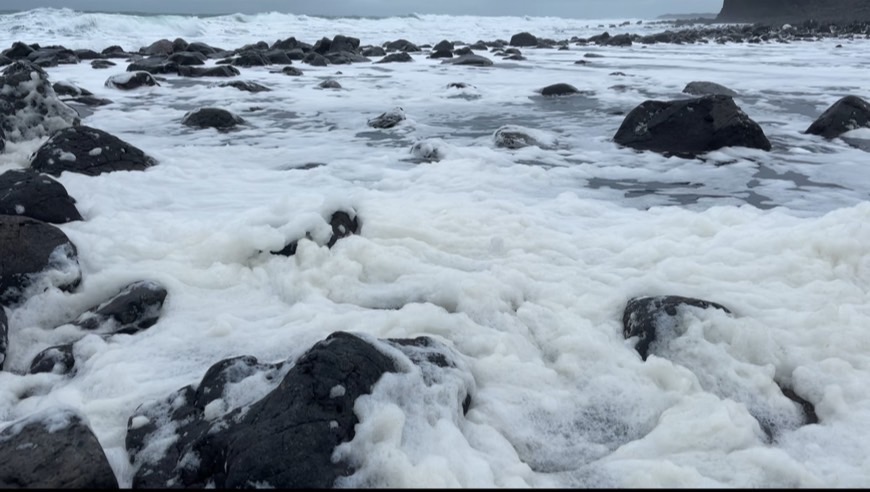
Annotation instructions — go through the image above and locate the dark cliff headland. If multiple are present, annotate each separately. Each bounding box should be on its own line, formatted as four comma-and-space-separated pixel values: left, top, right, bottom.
717, 0, 870, 23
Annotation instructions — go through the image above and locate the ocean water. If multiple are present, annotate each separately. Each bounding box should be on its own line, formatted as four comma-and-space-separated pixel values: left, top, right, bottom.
1, 7, 870, 488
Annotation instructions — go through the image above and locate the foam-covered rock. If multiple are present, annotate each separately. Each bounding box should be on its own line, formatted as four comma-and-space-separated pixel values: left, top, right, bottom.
494, 125, 556, 149
0, 409, 118, 488
0, 168, 82, 223
613, 95, 771, 156
29, 343, 75, 375
72, 280, 168, 335
367, 107, 406, 129
273, 210, 360, 257
0, 306, 7, 370
105, 71, 159, 90
0, 60, 80, 143
0, 215, 81, 305
30, 125, 157, 176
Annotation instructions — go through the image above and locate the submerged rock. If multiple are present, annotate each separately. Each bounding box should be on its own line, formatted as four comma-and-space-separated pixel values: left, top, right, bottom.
613, 95, 771, 156
442, 54, 494, 67
273, 210, 360, 257
182, 107, 245, 130
104, 71, 159, 90
805, 95, 870, 139
218, 80, 271, 92
30, 125, 157, 176
318, 79, 342, 89
0, 306, 6, 370
367, 107, 406, 129
177, 65, 240, 77
683, 81, 738, 97
0, 409, 119, 488
375, 52, 413, 63
494, 125, 555, 149
0, 215, 80, 307
540, 83, 580, 96
72, 280, 168, 335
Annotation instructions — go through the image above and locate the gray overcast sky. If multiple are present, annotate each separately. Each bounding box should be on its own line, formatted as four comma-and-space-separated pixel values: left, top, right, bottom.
1, 1, 724, 18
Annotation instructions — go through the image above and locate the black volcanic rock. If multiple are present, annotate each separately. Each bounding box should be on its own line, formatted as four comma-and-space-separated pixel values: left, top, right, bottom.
29, 343, 75, 375
0, 61, 80, 143
30, 125, 157, 176
182, 107, 245, 130
0, 215, 81, 306
683, 81, 738, 97
0, 409, 118, 488
126, 330, 471, 488
540, 83, 580, 96
510, 32, 538, 47
72, 280, 168, 335
718, 0, 870, 22
0, 306, 6, 370
805, 95, 870, 139
2, 41, 35, 60
613, 95, 771, 156
0, 169, 82, 223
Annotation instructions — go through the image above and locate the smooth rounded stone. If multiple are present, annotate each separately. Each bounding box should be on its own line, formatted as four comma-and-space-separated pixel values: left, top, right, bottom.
623, 295, 731, 361
281, 66, 304, 76
433, 39, 455, 51
0, 215, 81, 306
177, 65, 240, 77
52, 81, 93, 97
329, 34, 361, 54
367, 107, 406, 129
30, 125, 157, 177
0, 306, 6, 370
442, 53, 494, 67
0, 409, 119, 488
429, 49, 453, 59
218, 80, 271, 92
683, 81, 739, 97
0, 169, 82, 223
28, 343, 75, 374
264, 49, 294, 65
104, 71, 159, 90
503, 54, 526, 61
805, 95, 870, 139
384, 39, 420, 52
100, 45, 127, 58
71, 280, 168, 335
141, 38, 174, 56
375, 52, 413, 63
182, 107, 245, 130
90, 59, 116, 69
273, 210, 360, 257
317, 79, 342, 89
0, 61, 80, 143
613, 95, 772, 157
510, 31, 538, 46
167, 50, 207, 66
453, 46, 474, 56
361, 46, 386, 57
303, 52, 329, 66
540, 83, 580, 96
584, 52, 605, 58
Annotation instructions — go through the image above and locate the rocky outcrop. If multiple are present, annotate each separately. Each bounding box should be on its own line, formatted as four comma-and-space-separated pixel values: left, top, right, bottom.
30, 126, 157, 176
717, 0, 870, 22
0, 61, 80, 144
0, 409, 119, 488
0, 215, 81, 305
613, 95, 771, 157
0, 169, 82, 223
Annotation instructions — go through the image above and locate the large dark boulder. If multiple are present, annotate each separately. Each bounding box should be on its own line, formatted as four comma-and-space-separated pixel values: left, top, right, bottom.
367, 107, 406, 129
177, 65, 240, 78
30, 125, 157, 177
717, 0, 870, 22
376, 52, 413, 63
104, 71, 159, 90
27, 46, 79, 67
384, 39, 420, 52
229, 50, 271, 67
0, 169, 82, 223
182, 107, 245, 130
167, 51, 207, 66
2, 41, 35, 60
0, 409, 119, 488
0, 215, 80, 306
330, 35, 361, 54
805, 95, 870, 139
510, 32, 538, 47
613, 95, 772, 156
72, 280, 168, 335
141, 39, 174, 56
126, 56, 178, 74
0, 61, 80, 143
52, 81, 93, 97
126, 331, 470, 488
683, 81, 738, 97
